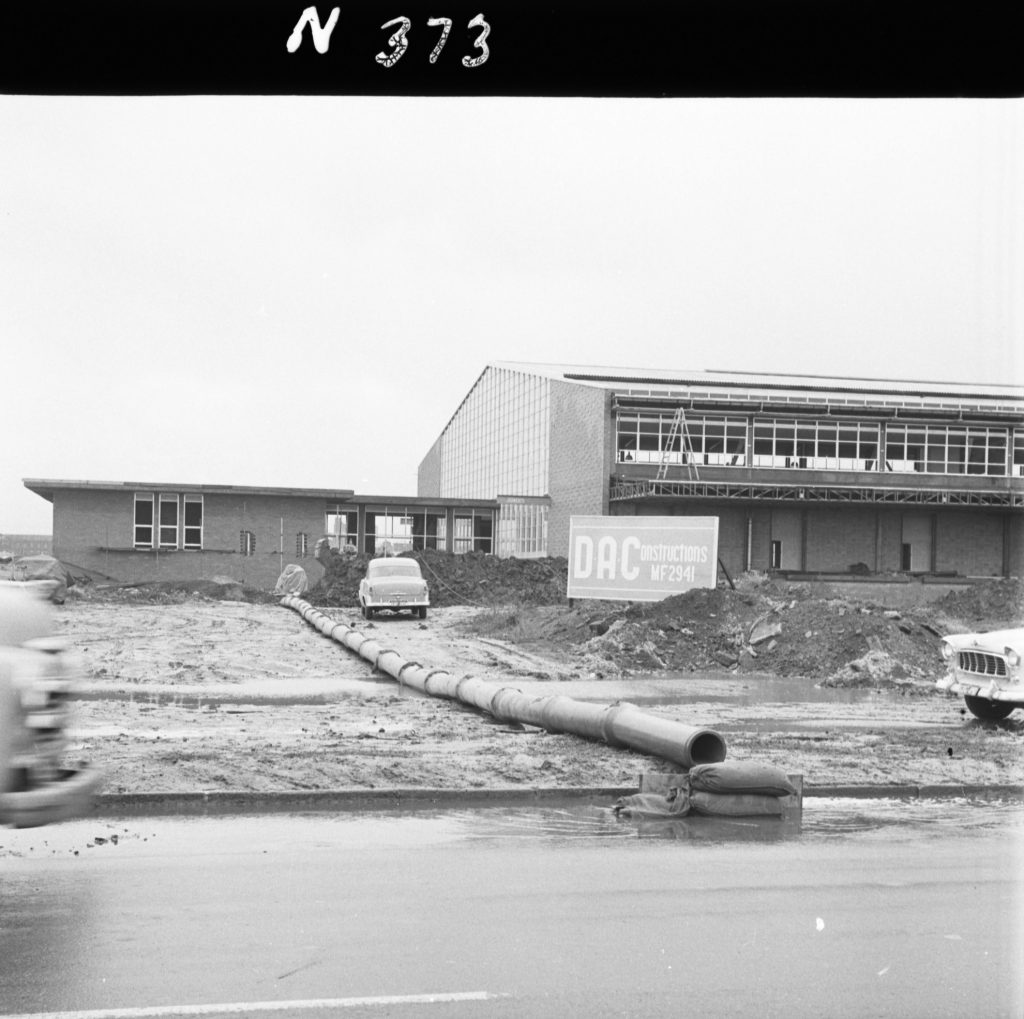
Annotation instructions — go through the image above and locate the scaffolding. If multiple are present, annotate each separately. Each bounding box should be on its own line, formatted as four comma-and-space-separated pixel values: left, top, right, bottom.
609, 477, 1023, 508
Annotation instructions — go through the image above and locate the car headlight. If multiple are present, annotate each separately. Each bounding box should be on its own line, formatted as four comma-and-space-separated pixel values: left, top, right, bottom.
1007, 648, 1021, 669
940, 642, 954, 661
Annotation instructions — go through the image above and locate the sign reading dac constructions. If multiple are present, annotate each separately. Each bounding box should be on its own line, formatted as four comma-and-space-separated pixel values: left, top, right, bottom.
567, 516, 719, 602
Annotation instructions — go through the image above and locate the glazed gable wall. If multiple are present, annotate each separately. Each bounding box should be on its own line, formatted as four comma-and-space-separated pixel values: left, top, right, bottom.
417, 435, 443, 498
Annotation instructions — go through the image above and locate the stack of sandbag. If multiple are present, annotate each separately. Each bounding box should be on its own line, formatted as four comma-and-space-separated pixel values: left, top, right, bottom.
687, 761, 798, 817
612, 761, 798, 819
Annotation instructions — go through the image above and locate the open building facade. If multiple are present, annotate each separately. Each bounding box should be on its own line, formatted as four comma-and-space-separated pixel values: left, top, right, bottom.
418, 362, 1024, 579
23, 362, 1024, 589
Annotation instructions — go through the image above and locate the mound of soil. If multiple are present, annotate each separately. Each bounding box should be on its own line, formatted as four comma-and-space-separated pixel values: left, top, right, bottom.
61, 548, 1023, 691
309, 550, 1023, 687
467, 582, 950, 683
312, 549, 569, 608
930, 578, 1024, 630
67, 577, 279, 605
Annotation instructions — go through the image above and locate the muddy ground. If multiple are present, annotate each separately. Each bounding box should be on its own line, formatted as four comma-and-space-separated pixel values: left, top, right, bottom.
48, 567, 1024, 795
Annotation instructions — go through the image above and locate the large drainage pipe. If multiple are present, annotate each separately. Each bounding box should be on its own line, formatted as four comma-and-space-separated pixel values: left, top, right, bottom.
281, 596, 727, 769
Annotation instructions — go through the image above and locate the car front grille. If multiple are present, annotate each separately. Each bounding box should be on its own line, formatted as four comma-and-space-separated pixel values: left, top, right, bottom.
957, 650, 1007, 677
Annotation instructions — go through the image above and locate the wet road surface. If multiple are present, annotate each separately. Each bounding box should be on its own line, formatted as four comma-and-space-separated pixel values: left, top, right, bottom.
1, 798, 1021, 1018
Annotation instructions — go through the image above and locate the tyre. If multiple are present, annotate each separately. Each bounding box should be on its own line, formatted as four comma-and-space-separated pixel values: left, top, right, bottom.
417, 606, 427, 619
963, 695, 1016, 721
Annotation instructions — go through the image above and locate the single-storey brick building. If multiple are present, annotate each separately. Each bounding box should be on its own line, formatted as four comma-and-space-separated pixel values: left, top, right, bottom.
22, 479, 499, 590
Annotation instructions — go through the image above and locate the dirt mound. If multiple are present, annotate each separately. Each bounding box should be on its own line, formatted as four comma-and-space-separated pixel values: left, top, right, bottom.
487, 585, 946, 681
69, 578, 278, 605
463, 575, 1022, 685
313, 553, 1016, 686
311, 549, 569, 608
929, 578, 1024, 630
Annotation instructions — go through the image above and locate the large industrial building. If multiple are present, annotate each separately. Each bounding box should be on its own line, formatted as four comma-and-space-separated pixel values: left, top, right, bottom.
418, 362, 1024, 579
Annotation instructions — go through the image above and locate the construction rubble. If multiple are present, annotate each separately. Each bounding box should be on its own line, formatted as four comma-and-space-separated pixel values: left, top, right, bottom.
312, 549, 1023, 689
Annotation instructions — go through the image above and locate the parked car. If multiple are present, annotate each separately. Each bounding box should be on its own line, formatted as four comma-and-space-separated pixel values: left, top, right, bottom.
358, 557, 430, 619
0, 583, 102, 827
936, 627, 1024, 720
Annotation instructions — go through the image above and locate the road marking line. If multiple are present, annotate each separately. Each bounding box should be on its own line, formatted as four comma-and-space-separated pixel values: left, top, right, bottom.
2, 991, 500, 1019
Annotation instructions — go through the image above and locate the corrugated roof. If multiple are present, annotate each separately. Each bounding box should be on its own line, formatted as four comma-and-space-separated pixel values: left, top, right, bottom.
489, 361, 1023, 404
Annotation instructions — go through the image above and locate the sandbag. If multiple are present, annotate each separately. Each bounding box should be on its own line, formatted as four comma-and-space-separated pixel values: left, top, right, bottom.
612, 786, 691, 819
688, 790, 784, 817
274, 565, 309, 595
688, 761, 797, 798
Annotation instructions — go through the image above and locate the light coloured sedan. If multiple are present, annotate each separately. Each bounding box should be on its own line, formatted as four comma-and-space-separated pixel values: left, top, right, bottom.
358, 557, 430, 620
937, 627, 1024, 720
1, 583, 103, 827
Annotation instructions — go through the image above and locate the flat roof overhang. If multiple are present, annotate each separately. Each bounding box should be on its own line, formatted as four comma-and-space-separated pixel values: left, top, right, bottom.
347, 495, 498, 509
23, 478, 357, 503
22, 479, 498, 510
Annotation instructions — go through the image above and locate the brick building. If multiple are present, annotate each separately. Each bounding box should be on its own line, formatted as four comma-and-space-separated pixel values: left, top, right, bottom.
0, 534, 52, 557
417, 362, 1024, 579
23, 480, 499, 590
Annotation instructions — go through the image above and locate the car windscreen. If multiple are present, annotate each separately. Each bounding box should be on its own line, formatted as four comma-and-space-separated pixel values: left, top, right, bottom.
369, 563, 422, 579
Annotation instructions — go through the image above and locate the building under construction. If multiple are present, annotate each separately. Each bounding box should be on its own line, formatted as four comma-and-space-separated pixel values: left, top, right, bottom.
418, 362, 1024, 578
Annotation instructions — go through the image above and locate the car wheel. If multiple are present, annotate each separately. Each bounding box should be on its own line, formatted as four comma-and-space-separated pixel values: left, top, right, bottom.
417, 606, 427, 619
963, 696, 1015, 721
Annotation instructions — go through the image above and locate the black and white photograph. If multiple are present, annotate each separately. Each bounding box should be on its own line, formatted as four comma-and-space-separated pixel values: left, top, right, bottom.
1, 4, 1022, 1018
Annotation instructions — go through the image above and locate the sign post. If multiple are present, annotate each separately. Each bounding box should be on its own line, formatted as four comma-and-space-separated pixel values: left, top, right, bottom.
567, 516, 719, 602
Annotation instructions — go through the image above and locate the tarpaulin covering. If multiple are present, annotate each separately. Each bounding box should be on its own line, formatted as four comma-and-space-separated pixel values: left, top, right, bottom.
274, 565, 309, 596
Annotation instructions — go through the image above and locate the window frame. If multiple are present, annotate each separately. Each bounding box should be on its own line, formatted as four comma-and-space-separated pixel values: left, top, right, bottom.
158, 494, 179, 549
182, 495, 203, 550
133, 494, 155, 549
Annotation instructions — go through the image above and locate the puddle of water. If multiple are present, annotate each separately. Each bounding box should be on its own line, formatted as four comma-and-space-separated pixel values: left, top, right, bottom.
4, 800, 1019, 860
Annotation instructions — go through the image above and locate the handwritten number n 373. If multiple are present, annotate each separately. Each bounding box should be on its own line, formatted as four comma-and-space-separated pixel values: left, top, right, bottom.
287, 7, 491, 67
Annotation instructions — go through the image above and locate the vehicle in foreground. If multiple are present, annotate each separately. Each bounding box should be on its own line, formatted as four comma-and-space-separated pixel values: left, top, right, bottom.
357, 556, 430, 619
0, 582, 102, 827
937, 626, 1024, 720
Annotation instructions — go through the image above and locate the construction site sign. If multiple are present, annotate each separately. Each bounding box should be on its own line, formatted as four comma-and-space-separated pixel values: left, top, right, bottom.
567, 516, 719, 602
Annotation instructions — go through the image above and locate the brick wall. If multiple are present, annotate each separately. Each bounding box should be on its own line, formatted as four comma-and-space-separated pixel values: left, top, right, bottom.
52, 489, 330, 590
805, 508, 877, 572
609, 502, 1018, 579
877, 510, 903, 572
546, 382, 611, 557
0, 534, 52, 556
1007, 512, 1024, 579
749, 509, 773, 571
935, 512, 1005, 577
613, 502, 750, 580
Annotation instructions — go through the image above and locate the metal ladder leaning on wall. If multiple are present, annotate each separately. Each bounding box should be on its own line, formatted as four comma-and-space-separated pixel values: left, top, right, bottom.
656, 406, 700, 482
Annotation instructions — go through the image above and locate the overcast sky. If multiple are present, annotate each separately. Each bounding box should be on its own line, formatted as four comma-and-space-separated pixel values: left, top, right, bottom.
1, 97, 1021, 535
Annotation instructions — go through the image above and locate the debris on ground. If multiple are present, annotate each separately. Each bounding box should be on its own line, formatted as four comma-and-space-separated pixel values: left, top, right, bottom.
313, 548, 569, 607
29, 543, 1024, 695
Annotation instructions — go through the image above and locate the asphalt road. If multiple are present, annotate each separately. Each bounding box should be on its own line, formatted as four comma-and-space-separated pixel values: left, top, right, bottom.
1, 800, 1022, 1018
